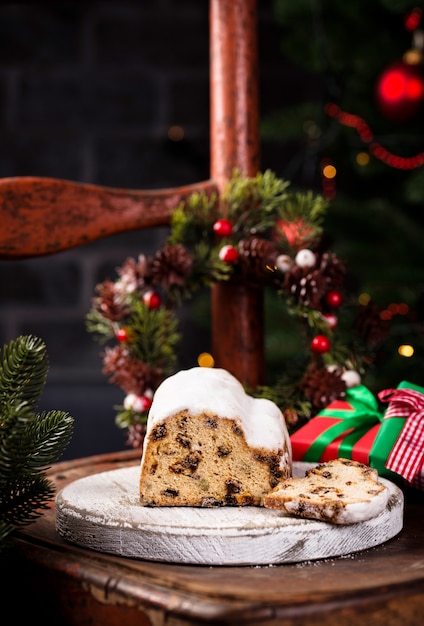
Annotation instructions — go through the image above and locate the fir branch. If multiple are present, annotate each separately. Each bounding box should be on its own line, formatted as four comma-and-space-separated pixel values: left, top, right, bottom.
26, 410, 74, 469
128, 301, 180, 372
189, 242, 233, 288
224, 169, 291, 234
0, 335, 74, 551
0, 474, 54, 528
85, 309, 116, 344
0, 335, 48, 417
254, 373, 314, 432
285, 299, 332, 332
275, 190, 327, 247
114, 405, 140, 430
168, 191, 220, 248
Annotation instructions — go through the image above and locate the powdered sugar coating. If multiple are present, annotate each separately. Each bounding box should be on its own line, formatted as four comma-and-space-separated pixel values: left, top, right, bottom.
263, 459, 390, 524
145, 367, 291, 460
281, 488, 389, 524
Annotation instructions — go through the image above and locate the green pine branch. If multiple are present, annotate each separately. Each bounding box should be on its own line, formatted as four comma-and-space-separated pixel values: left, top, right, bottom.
85, 308, 116, 343
0, 335, 74, 551
224, 169, 291, 234
168, 191, 220, 248
128, 301, 180, 373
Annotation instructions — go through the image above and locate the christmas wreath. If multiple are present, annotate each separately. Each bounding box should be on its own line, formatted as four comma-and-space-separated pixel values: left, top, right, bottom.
86, 170, 389, 447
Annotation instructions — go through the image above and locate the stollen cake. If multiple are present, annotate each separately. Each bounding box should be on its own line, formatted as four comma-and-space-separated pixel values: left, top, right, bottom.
139, 367, 292, 507
263, 458, 389, 524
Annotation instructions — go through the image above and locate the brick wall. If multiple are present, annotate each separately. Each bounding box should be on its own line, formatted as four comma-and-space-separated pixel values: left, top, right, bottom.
0, 1, 310, 459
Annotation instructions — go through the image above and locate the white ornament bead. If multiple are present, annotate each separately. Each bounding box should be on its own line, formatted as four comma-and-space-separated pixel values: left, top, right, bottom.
124, 393, 136, 410
323, 313, 338, 329
133, 395, 148, 413
295, 249, 316, 268
219, 244, 238, 263
341, 370, 362, 388
276, 254, 293, 273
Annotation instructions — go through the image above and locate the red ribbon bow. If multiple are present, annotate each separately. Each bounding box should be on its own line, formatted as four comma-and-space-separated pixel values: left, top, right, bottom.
378, 388, 424, 486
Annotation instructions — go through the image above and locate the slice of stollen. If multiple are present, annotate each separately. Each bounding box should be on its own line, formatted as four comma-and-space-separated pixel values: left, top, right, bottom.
263, 458, 390, 525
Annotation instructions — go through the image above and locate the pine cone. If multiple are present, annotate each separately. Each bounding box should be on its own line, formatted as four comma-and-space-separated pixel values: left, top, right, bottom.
150, 243, 194, 289
101, 345, 163, 394
283, 265, 328, 309
93, 279, 131, 321
354, 303, 390, 346
126, 422, 146, 449
237, 237, 279, 283
300, 364, 347, 412
319, 252, 346, 291
118, 254, 153, 293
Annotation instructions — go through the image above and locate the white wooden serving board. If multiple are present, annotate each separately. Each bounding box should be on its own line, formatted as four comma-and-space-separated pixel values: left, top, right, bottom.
55, 463, 404, 566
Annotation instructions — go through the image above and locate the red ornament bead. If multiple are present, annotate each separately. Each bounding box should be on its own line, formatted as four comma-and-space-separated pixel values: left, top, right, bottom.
311, 335, 331, 354
133, 395, 153, 413
375, 58, 424, 122
116, 327, 129, 342
142, 290, 162, 309
325, 290, 343, 309
219, 244, 239, 263
213, 218, 233, 237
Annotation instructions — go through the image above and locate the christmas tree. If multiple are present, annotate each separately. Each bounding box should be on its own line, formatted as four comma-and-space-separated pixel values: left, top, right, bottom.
263, 0, 424, 390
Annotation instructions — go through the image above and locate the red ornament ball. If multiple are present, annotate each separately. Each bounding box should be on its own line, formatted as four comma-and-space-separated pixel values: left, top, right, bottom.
311, 334, 331, 354
116, 327, 129, 342
375, 57, 424, 122
142, 290, 162, 309
213, 218, 233, 237
219, 244, 239, 263
325, 290, 343, 309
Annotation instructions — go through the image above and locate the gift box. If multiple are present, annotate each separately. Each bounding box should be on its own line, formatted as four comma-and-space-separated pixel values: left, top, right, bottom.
290, 381, 424, 490
376, 381, 424, 491
290, 384, 384, 468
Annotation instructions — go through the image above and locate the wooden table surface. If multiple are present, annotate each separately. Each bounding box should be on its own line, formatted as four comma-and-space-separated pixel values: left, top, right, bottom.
8, 449, 424, 626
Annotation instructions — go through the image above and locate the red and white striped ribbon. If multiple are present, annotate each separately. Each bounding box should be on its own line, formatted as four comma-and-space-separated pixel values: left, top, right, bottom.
378, 388, 424, 486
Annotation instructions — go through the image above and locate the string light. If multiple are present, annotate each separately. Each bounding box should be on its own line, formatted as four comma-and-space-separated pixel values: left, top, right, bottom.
398, 344, 414, 357
197, 352, 215, 367
168, 125, 185, 141
404, 7, 422, 32
380, 302, 411, 320
358, 292, 371, 305
321, 158, 337, 198
356, 152, 370, 166
325, 102, 424, 169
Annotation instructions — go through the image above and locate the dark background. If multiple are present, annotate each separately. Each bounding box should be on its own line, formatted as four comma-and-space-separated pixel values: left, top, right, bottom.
0, 1, 312, 459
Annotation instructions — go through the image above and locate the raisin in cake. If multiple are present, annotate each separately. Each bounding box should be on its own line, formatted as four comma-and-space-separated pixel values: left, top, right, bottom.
263, 458, 389, 524
139, 367, 292, 507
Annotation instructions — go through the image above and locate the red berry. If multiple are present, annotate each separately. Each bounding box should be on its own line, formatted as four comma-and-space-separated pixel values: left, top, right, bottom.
325, 290, 343, 308
143, 290, 162, 309
213, 218, 233, 237
116, 327, 128, 342
219, 244, 239, 263
311, 335, 331, 354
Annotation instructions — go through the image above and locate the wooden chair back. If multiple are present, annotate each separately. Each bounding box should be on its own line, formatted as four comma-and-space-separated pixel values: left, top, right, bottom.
0, 0, 263, 388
